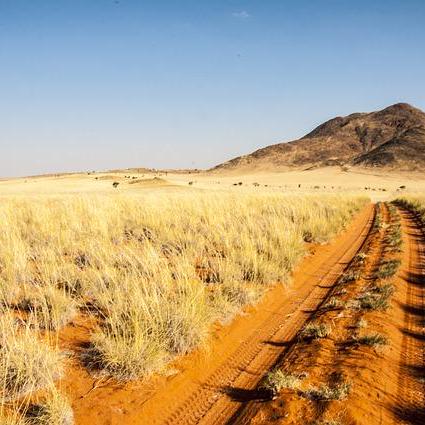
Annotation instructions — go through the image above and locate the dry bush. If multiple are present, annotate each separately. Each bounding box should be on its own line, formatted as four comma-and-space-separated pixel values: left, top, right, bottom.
299, 322, 332, 340
304, 381, 351, 401
260, 369, 303, 396
352, 333, 388, 347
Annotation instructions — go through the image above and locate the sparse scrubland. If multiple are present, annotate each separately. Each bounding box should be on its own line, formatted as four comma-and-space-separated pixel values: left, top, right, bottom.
0, 191, 368, 422
394, 195, 425, 223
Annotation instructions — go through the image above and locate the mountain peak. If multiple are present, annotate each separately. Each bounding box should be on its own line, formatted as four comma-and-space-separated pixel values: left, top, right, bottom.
213, 103, 425, 172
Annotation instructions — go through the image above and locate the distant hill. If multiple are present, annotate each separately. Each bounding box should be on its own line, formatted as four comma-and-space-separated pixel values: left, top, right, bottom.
213, 103, 425, 172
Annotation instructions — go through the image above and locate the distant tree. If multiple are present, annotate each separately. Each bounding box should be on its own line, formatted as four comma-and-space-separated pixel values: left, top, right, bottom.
112, 182, 119, 188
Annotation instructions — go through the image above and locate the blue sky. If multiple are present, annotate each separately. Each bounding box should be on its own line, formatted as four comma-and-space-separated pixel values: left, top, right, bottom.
1, 0, 425, 177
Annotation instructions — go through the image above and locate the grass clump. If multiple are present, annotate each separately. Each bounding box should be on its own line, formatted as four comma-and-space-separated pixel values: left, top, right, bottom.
17, 286, 78, 330
88, 328, 168, 381
26, 390, 74, 425
0, 416, 26, 425
370, 282, 395, 297
323, 297, 344, 310
87, 280, 211, 380
372, 210, 383, 231
356, 282, 395, 311
357, 292, 389, 311
385, 224, 402, 252
355, 251, 368, 263
340, 270, 361, 284
304, 381, 351, 401
0, 315, 64, 400
299, 322, 331, 340
353, 333, 388, 347
355, 318, 368, 329
260, 369, 302, 396
376, 259, 401, 279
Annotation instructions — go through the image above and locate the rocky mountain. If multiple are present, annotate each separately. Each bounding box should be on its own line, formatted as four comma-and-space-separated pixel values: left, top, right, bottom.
213, 103, 425, 171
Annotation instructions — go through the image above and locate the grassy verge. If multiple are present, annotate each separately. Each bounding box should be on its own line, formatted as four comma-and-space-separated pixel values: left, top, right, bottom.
0, 192, 368, 422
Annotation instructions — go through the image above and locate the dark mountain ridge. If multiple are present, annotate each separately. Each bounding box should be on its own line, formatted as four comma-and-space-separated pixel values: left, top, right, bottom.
213, 103, 425, 171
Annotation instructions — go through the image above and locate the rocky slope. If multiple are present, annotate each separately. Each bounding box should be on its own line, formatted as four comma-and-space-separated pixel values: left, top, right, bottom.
213, 103, 425, 171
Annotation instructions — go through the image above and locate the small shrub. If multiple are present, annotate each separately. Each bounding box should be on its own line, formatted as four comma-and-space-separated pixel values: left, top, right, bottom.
355, 252, 368, 263
340, 270, 361, 284
355, 318, 368, 329
334, 288, 347, 296
323, 297, 344, 310
376, 259, 401, 279
353, 333, 388, 347
299, 323, 331, 340
112, 182, 119, 188
386, 230, 403, 252
261, 369, 302, 396
370, 282, 395, 298
357, 292, 389, 311
304, 381, 351, 401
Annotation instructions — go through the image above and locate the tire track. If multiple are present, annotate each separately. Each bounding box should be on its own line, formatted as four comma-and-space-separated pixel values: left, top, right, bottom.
395, 209, 425, 424
156, 205, 375, 425
233, 202, 388, 425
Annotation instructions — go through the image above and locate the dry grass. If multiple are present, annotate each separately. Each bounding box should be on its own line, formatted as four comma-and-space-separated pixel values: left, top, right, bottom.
299, 322, 332, 340
26, 390, 74, 425
304, 380, 351, 401
394, 196, 425, 222
0, 315, 64, 401
260, 369, 303, 396
0, 191, 367, 420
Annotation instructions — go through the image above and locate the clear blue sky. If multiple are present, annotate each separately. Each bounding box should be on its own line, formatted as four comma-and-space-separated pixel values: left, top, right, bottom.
1, 0, 425, 177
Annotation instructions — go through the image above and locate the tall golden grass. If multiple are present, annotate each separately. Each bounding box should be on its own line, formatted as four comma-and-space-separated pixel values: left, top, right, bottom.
0, 191, 368, 423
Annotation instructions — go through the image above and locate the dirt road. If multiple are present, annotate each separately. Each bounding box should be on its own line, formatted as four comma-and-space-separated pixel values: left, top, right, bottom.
109, 205, 373, 425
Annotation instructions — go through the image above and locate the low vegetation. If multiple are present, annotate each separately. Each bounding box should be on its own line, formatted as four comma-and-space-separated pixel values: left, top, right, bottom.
299, 322, 332, 340
0, 192, 367, 422
375, 259, 401, 279
352, 333, 388, 347
304, 380, 351, 401
261, 369, 303, 396
26, 390, 74, 425
394, 196, 425, 223
0, 315, 64, 401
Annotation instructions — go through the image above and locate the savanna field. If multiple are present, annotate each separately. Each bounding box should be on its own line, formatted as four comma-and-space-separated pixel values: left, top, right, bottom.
0, 190, 369, 424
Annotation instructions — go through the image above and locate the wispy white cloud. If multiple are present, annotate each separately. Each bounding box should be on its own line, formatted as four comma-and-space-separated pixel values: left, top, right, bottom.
232, 11, 250, 19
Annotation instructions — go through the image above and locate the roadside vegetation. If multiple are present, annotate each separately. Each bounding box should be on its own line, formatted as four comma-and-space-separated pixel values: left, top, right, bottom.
394, 196, 425, 225
0, 192, 368, 422
254, 201, 406, 423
